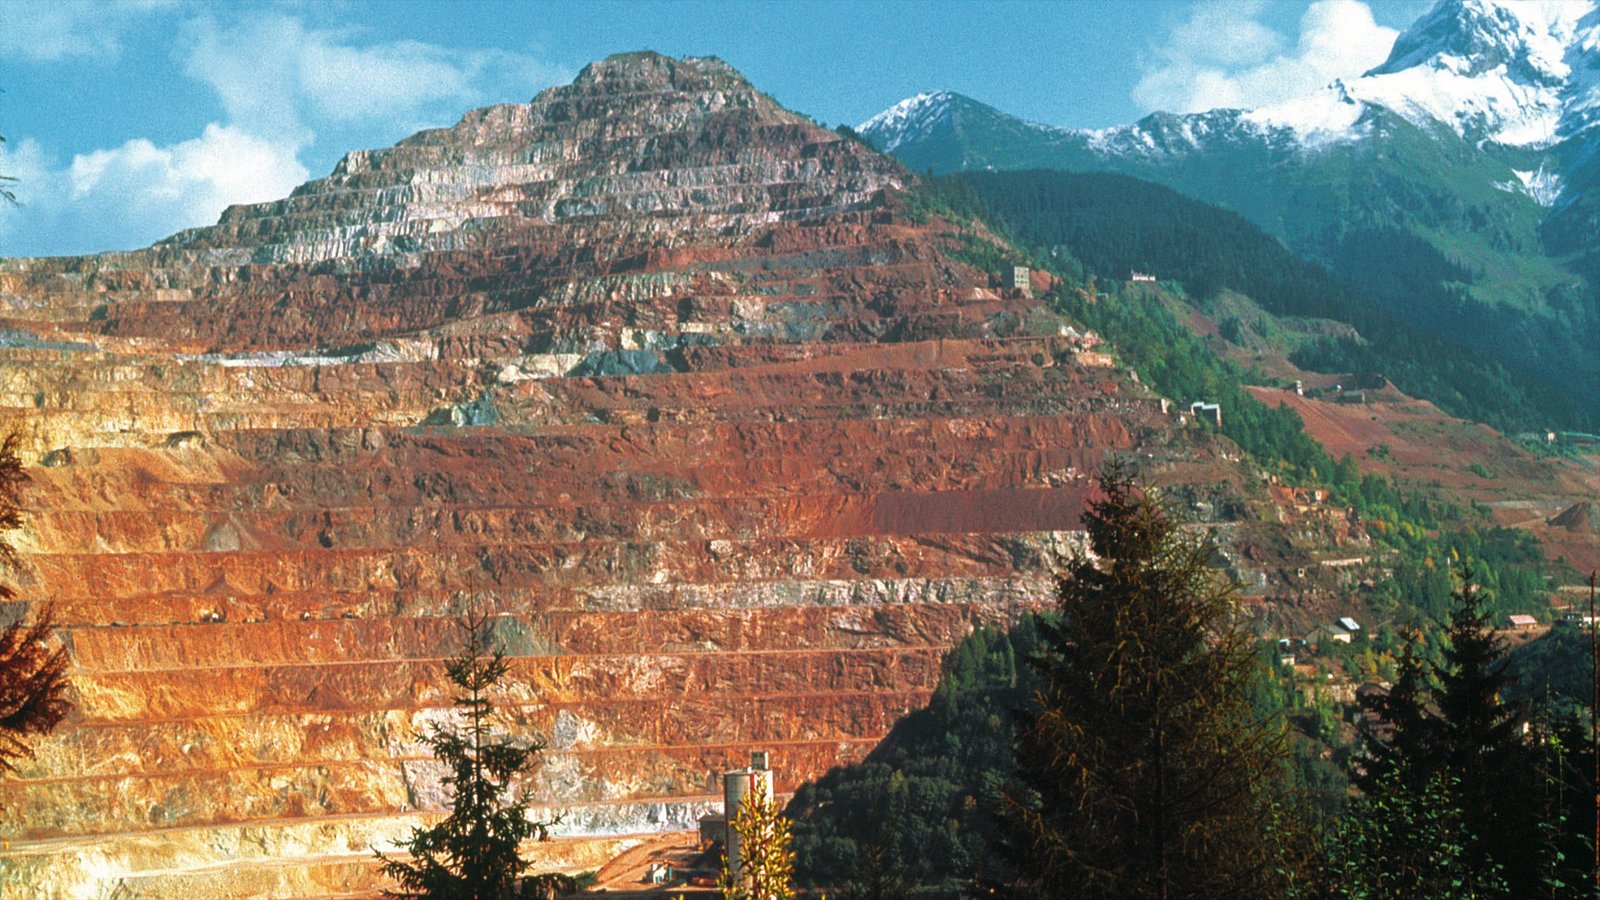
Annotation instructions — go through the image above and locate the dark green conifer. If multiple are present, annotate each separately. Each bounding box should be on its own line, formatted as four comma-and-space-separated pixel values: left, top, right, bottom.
1354, 630, 1437, 794
987, 464, 1301, 899
1342, 567, 1573, 896
378, 613, 559, 899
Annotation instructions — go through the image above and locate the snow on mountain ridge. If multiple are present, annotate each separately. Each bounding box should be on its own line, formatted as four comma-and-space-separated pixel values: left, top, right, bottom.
861, 0, 1600, 161
1352, 0, 1597, 147
1496, 162, 1566, 205
1242, 81, 1371, 149
856, 91, 958, 152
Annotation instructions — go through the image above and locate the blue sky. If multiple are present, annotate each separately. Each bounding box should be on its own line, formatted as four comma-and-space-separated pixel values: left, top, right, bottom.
0, 0, 1429, 258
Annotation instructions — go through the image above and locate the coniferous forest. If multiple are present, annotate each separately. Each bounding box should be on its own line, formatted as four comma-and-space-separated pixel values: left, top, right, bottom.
782, 176, 1600, 898
939, 171, 1597, 434
789, 473, 1600, 898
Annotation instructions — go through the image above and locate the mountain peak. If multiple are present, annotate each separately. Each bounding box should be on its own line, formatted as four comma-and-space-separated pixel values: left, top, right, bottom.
146, 52, 899, 266
1367, 0, 1586, 81
856, 91, 963, 151
569, 51, 753, 95
1351, 0, 1598, 146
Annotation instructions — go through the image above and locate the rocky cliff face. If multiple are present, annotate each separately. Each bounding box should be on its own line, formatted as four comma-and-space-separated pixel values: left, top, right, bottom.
0, 53, 1180, 896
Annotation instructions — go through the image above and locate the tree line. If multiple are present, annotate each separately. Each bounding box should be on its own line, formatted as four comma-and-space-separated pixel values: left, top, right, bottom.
935, 170, 1598, 434
790, 467, 1600, 897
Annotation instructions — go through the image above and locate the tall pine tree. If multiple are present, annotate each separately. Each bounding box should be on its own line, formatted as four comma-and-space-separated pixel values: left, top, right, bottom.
986, 465, 1302, 899
1353, 630, 1437, 794
378, 613, 560, 899
1342, 567, 1585, 896
1434, 569, 1553, 894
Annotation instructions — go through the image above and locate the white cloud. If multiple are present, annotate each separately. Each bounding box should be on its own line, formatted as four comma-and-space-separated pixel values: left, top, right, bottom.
0, 0, 173, 62
1134, 0, 1400, 114
1, 126, 306, 256
3, 10, 567, 256
182, 14, 568, 140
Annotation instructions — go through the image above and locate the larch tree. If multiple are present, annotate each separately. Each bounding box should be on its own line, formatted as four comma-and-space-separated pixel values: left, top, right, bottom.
720, 789, 796, 900
377, 612, 560, 899
986, 464, 1304, 899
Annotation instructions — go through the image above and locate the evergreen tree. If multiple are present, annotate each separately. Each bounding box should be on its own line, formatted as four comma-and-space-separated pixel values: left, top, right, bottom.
1353, 630, 1437, 794
986, 464, 1300, 898
1432, 569, 1545, 893
1342, 567, 1580, 896
378, 613, 558, 899
1329, 768, 1507, 898
0, 604, 69, 776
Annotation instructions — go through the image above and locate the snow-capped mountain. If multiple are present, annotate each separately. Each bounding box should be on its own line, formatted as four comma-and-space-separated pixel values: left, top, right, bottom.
856, 0, 1600, 442
860, 92, 961, 153
1359, 0, 1600, 146
861, 0, 1600, 159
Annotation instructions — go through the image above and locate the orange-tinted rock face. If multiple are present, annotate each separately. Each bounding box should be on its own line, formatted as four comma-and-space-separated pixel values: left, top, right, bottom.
0, 53, 1176, 895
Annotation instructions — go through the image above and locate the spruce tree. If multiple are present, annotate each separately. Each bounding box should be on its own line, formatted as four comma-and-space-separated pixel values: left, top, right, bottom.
1353, 630, 1437, 794
1343, 567, 1566, 896
378, 613, 558, 899
1433, 569, 1541, 893
986, 465, 1299, 898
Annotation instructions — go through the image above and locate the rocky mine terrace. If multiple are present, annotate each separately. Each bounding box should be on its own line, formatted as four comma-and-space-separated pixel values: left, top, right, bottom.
0, 53, 1189, 897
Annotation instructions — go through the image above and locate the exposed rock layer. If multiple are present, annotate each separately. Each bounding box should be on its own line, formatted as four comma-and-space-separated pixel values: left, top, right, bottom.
0, 53, 1173, 896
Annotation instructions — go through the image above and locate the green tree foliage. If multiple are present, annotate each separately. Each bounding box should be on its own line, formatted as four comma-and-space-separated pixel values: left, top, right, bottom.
985, 466, 1305, 899
378, 613, 559, 899
1508, 622, 1600, 716
1328, 768, 1508, 898
942, 169, 1595, 433
1433, 576, 1528, 869
1353, 632, 1435, 796
721, 789, 797, 900
1051, 275, 1333, 482
1344, 569, 1592, 896
788, 621, 1039, 896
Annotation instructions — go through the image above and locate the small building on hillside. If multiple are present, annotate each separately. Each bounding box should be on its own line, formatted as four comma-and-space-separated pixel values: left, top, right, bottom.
1338, 617, 1362, 635
1130, 271, 1157, 283
1305, 624, 1352, 645
1007, 265, 1033, 297
1508, 614, 1538, 631
1189, 401, 1222, 427
1561, 609, 1598, 628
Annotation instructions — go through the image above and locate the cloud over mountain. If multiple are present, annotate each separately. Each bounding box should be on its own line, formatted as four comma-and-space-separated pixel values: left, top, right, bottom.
0, 9, 566, 257
1133, 0, 1403, 114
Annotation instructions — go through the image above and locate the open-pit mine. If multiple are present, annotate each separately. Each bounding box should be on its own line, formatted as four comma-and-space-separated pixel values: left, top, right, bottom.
0, 53, 1193, 897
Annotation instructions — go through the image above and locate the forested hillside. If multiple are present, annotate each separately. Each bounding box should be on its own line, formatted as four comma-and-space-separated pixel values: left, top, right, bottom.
943, 170, 1594, 433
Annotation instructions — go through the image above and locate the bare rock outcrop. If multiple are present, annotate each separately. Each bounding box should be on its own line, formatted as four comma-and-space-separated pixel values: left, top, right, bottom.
0, 52, 1186, 897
